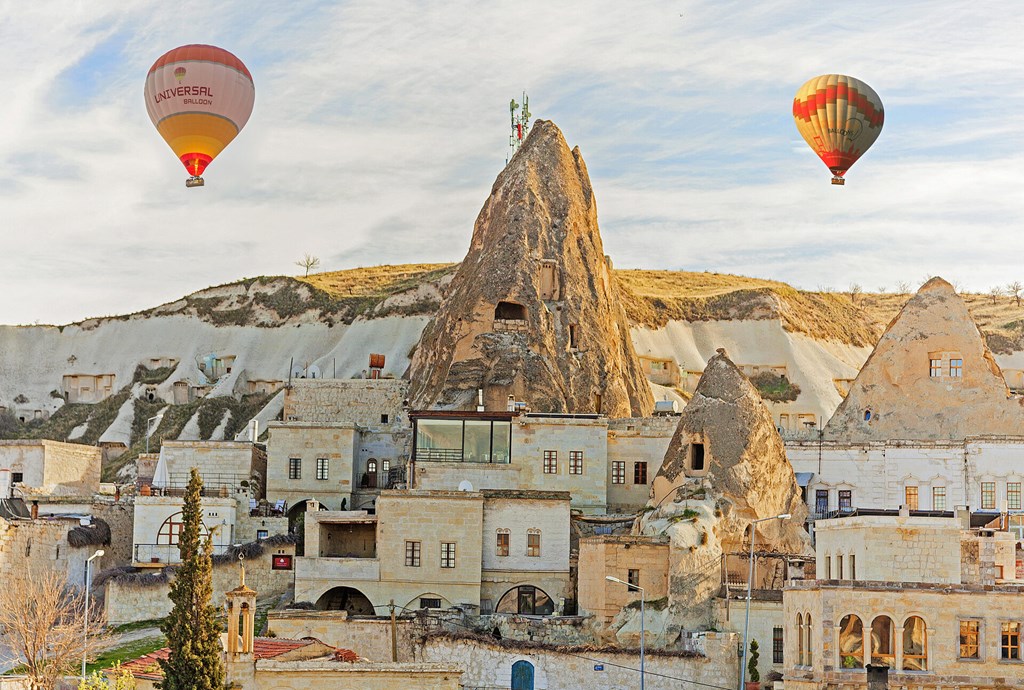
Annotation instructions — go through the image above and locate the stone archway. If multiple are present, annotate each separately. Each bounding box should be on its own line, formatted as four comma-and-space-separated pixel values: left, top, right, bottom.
315, 586, 375, 615
496, 585, 554, 615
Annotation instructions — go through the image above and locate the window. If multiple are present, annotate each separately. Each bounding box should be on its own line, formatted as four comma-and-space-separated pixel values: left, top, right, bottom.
838, 490, 852, 510
633, 461, 648, 485
405, 541, 421, 567
773, 626, 784, 664
930, 358, 942, 377
611, 461, 625, 484
982, 481, 996, 510
420, 597, 441, 609
690, 442, 705, 472
838, 615, 863, 669
627, 569, 640, 587
903, 617, 927, 670
849, 554, 856, 580
11, 472, 22, 484
543, 450, 557, 474
381, 459, 390, 473
316, 457, 329, 481
441, 542, 456, 568
797, 613, 805, 665
905, 486, 919, 511
568, 324, 578, 349
870, 616, 895, 666
527, 530, 541, 557
837, 555, 844, 579
824, 555, 831, 579
496, 530, 510, 557
288, 458, 301, 480
933, 486, 947, 511
569, 451, 584, 475
815, 489, 828, 515
1010, 483, 1022, 510
950, 358, 963, 377
256, 529, 268, 540
1002, 622, 1020, 660
380, 413, 389, 424
805, 614, 812, 665
959, 620, 980, 659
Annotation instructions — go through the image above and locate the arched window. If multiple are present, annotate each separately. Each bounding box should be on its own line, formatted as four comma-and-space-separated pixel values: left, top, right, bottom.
496, 586, 554, 615
806, 614, 813, 665
157, 512, 208, 545
797, 613, 804, 665
838, 615, 864, 669
903, 616, 927, 671
871, 616, 896, 667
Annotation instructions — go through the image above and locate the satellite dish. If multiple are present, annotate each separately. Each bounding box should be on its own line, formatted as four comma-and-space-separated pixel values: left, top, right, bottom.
457, 480, 474, 492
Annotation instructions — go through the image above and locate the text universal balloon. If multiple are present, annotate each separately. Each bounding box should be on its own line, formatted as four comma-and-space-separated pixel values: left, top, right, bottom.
144, 44, 255, 188
792, 74, 883, 186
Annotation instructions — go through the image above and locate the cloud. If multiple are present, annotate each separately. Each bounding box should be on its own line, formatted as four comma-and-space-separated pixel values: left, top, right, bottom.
0, 1, 1023, 324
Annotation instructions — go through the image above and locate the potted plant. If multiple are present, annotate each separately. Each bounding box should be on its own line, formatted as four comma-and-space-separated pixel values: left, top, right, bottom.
842, 654, 859, 669
746, 639, 761, 690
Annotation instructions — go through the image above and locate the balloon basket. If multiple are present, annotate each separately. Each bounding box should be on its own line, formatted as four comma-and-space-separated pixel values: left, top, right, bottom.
831, 176, 845, 186
186, 176, 205, 188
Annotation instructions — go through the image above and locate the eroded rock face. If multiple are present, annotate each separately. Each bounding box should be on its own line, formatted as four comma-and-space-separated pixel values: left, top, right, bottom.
636, 349, 809, 630
408, 120, 653, 417
824, 277, 1024, 441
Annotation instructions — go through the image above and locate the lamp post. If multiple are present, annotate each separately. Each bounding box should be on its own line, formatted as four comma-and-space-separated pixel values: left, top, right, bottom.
82, 549, 105, 680
740, 514, 791, 690
607, 575, 645, 690
145, 413, 164, 454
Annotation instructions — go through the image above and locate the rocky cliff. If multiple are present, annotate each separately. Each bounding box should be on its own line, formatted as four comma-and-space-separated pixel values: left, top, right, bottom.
408, 120, 654, 416
635, 349, 810, 630
823, 276, 1024, 441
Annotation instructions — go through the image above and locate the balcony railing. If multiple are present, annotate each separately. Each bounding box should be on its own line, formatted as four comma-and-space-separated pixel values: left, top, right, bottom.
134, 542, 231, 565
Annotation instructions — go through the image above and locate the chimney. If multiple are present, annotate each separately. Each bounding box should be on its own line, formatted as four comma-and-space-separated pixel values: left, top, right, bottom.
477, 389, 485, 412
507, 394, 516, 412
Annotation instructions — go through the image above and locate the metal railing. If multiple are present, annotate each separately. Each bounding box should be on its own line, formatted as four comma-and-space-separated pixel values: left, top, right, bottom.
134, 542, 231, 564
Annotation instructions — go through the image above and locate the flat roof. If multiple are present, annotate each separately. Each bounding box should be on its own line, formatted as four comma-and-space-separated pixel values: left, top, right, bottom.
480, 489, 571, 501
410, 410, 517, 421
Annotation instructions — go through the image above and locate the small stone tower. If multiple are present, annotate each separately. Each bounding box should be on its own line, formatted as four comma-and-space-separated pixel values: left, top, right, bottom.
224, 558, 257, 687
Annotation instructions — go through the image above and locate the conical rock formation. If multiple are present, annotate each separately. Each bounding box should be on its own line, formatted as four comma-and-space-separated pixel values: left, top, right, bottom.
634, 349, 809, 630
408, 120, 653, 416
824, 277, 1024, 441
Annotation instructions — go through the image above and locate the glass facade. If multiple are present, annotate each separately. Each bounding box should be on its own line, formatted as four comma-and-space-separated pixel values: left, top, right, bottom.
414, 417, 513, 463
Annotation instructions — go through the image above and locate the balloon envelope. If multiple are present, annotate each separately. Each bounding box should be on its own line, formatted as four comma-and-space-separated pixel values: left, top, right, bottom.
792, 74, 883, 184
144, 44, 255, 181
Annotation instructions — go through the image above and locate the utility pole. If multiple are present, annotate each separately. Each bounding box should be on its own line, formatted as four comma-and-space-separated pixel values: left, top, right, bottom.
390, 599, 398, 662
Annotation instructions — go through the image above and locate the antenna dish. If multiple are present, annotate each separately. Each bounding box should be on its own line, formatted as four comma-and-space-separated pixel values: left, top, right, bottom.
457, 480, 474, 492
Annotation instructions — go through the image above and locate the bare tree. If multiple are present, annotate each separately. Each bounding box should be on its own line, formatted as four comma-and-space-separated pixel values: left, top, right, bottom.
0, 571, 107, 690
895, 281, 911, 295
1008, 281, 1023, 307
294, 254, 321, 277
876, 286, 887, 294
848, 283, 863, 304
989, 286, 1003, 305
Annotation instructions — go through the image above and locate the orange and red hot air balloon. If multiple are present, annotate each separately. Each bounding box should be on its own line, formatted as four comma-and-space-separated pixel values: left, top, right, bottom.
792, 74, 883, 185
144, 44, 255, 188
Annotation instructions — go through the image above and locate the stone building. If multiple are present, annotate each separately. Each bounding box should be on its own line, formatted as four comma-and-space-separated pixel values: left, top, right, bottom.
0, 439, 101, 498
131, 494, 238, 565
0, 503, 111, 588
410, 410, 674, 514
787, 278, 1024, 523
784, 511, 1024, 689
294, 489, 571, 615
577, 535, 670, 624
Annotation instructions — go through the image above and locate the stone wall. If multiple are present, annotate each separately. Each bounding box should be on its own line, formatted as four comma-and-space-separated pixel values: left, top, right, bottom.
159, 441, 253, 479
0, 440, 101, 496
415, 632, 739, 690
132, 495, 237, 565
235, 513, 290, 544
284, 379, 410, 427
0, 516, 105, 588
268, 611, 419, 662
254, 660, 462, 690
718, 598, 785, 677
104, 542, 296, 625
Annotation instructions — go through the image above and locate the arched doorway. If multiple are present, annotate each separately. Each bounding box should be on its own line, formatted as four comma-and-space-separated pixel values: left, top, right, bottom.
511, 660, 534, 690
496, 586, 554, 615
315, 586, 374, 615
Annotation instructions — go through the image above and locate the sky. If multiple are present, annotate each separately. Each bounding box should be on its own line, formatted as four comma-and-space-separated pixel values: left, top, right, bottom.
2, 1, 1024, 325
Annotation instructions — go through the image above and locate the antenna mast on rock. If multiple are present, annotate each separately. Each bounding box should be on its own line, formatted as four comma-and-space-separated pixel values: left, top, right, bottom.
506, 92, 531, 165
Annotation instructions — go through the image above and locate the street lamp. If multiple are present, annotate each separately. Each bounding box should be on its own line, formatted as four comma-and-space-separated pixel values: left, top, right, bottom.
607, 575, 645, 690
739, 514, 791, 690
145, 413, 164, 453
82, 549, 105, 679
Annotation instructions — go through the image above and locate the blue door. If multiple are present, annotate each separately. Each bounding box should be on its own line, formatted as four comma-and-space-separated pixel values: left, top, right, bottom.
511, 660, 535, 690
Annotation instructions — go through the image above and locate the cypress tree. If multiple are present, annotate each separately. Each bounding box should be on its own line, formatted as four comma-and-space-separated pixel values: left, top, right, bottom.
159, 468, 225, 690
